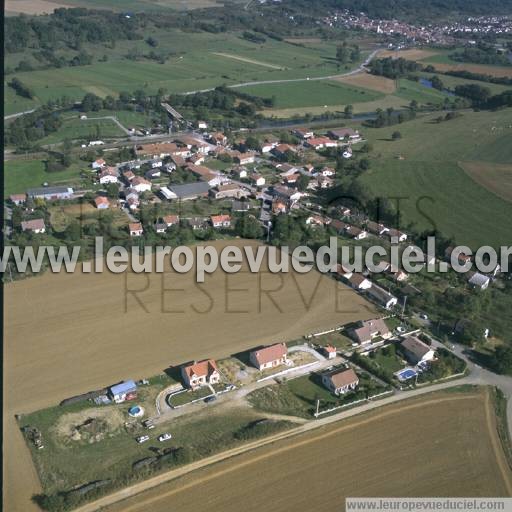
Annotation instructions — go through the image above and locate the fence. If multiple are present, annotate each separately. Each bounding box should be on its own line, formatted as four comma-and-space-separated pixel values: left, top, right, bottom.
313, 389, 394, 418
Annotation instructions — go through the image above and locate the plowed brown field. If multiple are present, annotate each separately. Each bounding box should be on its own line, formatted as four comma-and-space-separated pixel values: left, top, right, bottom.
4, 240, 375, 511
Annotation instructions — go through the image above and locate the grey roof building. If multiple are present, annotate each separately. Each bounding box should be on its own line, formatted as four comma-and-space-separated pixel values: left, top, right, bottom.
27, 186, 74, 200
168, 182, 210, 200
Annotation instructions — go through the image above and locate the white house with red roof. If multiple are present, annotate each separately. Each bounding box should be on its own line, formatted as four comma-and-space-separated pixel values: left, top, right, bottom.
249, 343, 289, 371
181, 359, 220, 389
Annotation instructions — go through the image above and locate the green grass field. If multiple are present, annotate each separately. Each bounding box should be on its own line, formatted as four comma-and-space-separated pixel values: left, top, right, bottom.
5, 32, 360, 113
4, 159, 84, 196
361, 109, 512, 249
242, 80, 384, 108
395, 78, 452, 104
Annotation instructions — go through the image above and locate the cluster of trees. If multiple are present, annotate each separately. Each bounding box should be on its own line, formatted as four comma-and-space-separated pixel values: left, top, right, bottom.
363, 106, 416, 128
242, 31, 266, 44
169, 86, 274, 121
450, 43, 511, 67
368, 57, 420, 79
8, 77, 34, 99
5, 8, 144, 54
6, 108, 62, 147
336, 42, 360, 65
453, 84, 512, 109
443, 69, 512, 87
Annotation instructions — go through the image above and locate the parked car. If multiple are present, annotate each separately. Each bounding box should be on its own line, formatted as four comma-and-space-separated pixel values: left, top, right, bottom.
136, 435, 150, 443
158, 433, 172, 442
142, 420, 155, 430
419, 313, 429, 320
204, 395, 217, 403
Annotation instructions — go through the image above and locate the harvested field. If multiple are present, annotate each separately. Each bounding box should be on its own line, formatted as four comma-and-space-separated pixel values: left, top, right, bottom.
4, 239, 375, 512
102, 388, 512, 512
379, 49, 439, 61
335, 72, 397, 94
429, 62, 512, 78
5, 0, 68, 15
211, 52, 285, 70
284, 38, 322, 44
460, 161, 512, 203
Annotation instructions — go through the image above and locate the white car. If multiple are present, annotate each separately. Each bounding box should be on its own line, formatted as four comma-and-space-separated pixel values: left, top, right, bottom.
419, 313, 429, 320
136, 435, 150, 444
158, 433, 172, 442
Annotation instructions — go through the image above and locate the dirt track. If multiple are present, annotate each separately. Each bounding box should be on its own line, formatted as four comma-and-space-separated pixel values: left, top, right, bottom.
3, 240, 375, 511
97, 389, 512, 512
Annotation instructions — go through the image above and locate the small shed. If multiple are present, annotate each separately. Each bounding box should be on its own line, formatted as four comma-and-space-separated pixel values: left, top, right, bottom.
109, 380, 138, 403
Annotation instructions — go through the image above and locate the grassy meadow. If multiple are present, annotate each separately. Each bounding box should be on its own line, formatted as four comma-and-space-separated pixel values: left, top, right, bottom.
361, 109, 512, 249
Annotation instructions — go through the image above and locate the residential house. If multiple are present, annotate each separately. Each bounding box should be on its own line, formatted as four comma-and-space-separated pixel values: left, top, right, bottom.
189, 153, 206, 166
401, 336, 436, 364
123, 170, 136, 183
181, 359, 220, 389
232, 200, 251, 212
319, 166, 335, 177
330, 219, 349, 234
94, 196, 110, 209
210, 183, 248, 200
272, 144, 297, 158
467, 271, 490, 290
292, 128, 314, 139
316, 175, 335, 189
366, 285, 398, 309
197, 120, 208, 129
188, 217, 207, 230
305, 215, 326, 226
233, 151, 255, 165
307, 137, 337, 150
108, 380, 137, 403
386, 228, 408, 243
261, 140, 278, 153
350, 318, 392, 345
347, 273, 373, 290
211, 214, 232, 228
145, 168, 162, 180
99, 167, 118, 184
327, 128, 361, 142
346, 226, 368, 240
154, 222, 167, 234
210, 132, 227, 146
9, 194, 26, 205
187, 164, 223, 187
249, 343, 289, 371
131, 177, 152, 193
21, 218, 46, 234
163, 214, 180, 227
366, 221, 389, 237
91, 158, 106, 170
231, 165, 248, 179
323, 345, 337, 359
129, 222, 143, 236
250, 174, 265, 187
322, 367, 359, 395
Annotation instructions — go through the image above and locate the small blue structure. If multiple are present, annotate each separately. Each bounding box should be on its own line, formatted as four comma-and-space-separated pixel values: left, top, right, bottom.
109, 380, 138, 403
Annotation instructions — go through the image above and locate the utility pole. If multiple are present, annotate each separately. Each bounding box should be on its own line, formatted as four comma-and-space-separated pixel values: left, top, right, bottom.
315, 398, 320, 418
266, 220, 272, 243
401, 295, 407, 319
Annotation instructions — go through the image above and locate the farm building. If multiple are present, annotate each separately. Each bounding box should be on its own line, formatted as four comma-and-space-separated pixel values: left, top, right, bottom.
109, 380, 138, 403
347, 273, 373, 291
181, 359, 220, 389
322, 367, 359, 395
167, 182, 210, 200
250, 343, 289, 371
27, 186, 74, 201
401, 336, 436, 365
